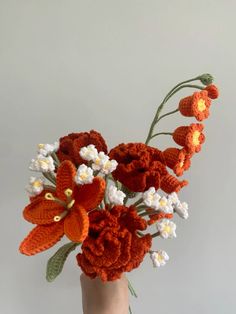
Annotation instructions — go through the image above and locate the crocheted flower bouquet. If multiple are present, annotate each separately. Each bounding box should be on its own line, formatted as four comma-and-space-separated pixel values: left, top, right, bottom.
19, 74, 219, 309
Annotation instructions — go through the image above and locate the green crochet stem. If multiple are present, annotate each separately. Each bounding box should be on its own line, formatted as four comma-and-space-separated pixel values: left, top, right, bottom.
144, 76, 205, 145
128, 279, 137, 314
51, 151, 61, 166
151, 231, 161, 238
128, 279, 138, 298
156, 108, 179, 123
133, 198, 143, 207
43, 172, 56, 185
43, 184, 56, 191
150, 132, 173, 140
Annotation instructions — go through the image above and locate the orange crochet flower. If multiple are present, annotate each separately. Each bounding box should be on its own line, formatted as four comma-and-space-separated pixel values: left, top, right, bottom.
179, 90, 211, 121
57, 130, 108, 166
19, 160, 106, 256
109, 143, 167, 192
146, 209, 173, 225
163, 147, 192, 176
160, 174, 188, 194
173, 123, 205, 154
77, 206, 152, 281
204, 84, 219, 99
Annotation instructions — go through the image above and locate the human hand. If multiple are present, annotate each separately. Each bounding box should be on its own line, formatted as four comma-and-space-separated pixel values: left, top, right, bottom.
80, 273, 129, 314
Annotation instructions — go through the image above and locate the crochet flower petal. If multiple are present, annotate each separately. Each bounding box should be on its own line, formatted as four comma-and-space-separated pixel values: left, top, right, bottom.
64, 206, 89, 242
56, 160, 77, 202
75, 177, 106, 211
19, 222, 64, 256
161, 174, 188, 194
23, 198, 64, 225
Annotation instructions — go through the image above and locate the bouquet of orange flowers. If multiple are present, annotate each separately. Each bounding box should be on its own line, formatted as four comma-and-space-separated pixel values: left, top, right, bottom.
19, 73, 219, 311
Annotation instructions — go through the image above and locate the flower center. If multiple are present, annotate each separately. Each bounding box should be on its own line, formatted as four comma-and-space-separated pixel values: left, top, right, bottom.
156, 254, 164, 263
159, 199, 167, 207
39, 160, 50, 167
197, 99, 206, 112
44, 188, 75, 222
192, 131, 201, 146
33, 180, 42, 188
179, 155, 185, 168
163, 225, 171, 234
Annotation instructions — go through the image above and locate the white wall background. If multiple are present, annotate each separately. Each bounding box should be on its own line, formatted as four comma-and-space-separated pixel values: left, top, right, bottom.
1, 1, 235, 313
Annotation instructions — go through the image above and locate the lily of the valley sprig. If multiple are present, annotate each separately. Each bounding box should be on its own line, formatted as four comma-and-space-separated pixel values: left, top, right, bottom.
19, 73, 219, 313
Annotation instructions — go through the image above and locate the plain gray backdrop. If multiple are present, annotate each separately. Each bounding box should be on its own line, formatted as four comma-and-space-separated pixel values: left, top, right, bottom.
1, 1, 235, 313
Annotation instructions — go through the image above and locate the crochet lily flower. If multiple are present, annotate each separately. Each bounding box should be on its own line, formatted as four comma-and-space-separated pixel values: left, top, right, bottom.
19, 160, 106, 256
179, 90, 211, 121
163, 147, 192, 176
172, 123, 205, 154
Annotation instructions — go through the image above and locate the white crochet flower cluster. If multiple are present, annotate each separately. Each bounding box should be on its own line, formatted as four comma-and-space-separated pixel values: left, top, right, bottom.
29, 140, 59, 173
143, 188, 189, 219
76, 144, 118, 185
107, 185, 126, 205
25, 176, 45, 196
142, 188, 189, 269
37, 142, 59, 156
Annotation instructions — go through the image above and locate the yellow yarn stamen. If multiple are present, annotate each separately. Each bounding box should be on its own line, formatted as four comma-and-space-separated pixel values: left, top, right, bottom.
45, 193, 55, 200
64, 188, 73, 197
67, 199, 75, 209
45, 193, 67, 207
53, 210, 68, 222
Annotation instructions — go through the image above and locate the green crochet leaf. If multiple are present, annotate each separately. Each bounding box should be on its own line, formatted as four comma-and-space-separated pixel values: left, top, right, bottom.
46, 242, 80, 282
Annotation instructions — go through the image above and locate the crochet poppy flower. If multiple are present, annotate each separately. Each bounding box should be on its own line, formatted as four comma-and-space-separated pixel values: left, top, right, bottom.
163, 147, 192, 176
76, 206, 152, 281
173, 123, 205, 154
57, 130, 108, 166
109, 143, 167, 192
204, 84, 219, 99
19, 160, 106, 256
178, 90, 211, 121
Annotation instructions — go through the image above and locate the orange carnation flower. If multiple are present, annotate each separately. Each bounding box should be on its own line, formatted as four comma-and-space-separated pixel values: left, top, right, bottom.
173, 123, 205, 154
204, 84, 219, 99
163, 147, 192, 176
179, 90, 211, 121
77, 206, 152, 281
109, 143, 167, 192
19, 160, 106, 256
57, 130, 108, 166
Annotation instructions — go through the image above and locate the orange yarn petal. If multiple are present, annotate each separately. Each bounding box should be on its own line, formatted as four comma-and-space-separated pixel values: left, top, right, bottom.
64, 206, 89, 242
163, 147, 192, 176
19, 222, 64, 256
23, 198, 64, 225
161, 174, 188, 194
75, 177, 106, 211
56, 160, 77, 201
